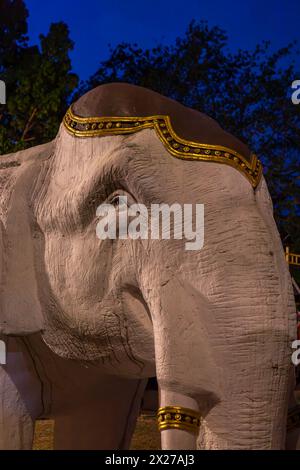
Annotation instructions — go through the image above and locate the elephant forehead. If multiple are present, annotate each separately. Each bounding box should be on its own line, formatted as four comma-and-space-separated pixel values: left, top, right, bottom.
38, 127, 173, 230
48, 125, 182, 198
46, 126, 129, 199
46, 126, 255, 207
58, 124, 127, 173
37, 124, 258, 235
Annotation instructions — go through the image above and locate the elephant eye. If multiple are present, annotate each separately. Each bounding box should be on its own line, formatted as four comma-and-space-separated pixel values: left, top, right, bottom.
106, 190, 136, 212
109, 193, 130, 210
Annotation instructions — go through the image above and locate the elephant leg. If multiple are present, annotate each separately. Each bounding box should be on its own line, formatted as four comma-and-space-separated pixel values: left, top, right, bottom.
23, 334, 148, 450
196, 334, 293, 450
51, 372, 147, 450
0, 366, 35, 449
286, 381, 300, 450
0, 336, 44, 449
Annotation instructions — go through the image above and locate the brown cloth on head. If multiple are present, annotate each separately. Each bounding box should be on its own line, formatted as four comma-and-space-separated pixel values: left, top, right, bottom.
72, 83, 252, 163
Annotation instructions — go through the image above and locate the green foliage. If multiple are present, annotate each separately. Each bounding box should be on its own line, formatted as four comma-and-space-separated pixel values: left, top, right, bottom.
0, 0, 28, 69
82, 20, 300, 251
0, 0, 78, 154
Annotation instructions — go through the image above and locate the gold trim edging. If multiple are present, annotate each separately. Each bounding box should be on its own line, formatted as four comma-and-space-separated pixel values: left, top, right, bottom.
63, 107, 263, 188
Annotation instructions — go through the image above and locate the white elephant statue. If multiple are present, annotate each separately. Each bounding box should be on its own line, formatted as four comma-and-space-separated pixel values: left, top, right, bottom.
0, 83, 298, 449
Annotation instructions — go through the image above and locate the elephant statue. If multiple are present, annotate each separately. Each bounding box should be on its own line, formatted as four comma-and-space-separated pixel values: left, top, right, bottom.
0, 83, 298, 450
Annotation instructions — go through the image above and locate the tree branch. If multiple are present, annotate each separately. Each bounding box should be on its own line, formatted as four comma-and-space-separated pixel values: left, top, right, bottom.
21, 107, 38, 142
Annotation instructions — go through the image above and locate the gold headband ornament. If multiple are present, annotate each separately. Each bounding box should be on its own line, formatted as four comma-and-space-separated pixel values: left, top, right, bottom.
63, 107, 262, 188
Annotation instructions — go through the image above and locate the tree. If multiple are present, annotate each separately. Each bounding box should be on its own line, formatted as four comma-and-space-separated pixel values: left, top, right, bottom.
0, 0, 28, 71
0, 1, 78, 154
82, 20, 300, 252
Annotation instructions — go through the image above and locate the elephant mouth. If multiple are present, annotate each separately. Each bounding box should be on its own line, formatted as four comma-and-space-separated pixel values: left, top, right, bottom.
40, 294, 155, 378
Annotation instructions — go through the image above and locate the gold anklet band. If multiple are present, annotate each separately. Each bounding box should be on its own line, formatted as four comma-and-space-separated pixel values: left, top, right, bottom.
157, 406, 201, 434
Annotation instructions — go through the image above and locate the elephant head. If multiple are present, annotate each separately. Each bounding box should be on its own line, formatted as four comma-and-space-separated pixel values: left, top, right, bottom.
0, 83, 296, 449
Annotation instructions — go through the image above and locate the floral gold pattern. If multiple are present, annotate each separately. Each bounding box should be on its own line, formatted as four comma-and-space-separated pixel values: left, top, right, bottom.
63, 107, 263, 188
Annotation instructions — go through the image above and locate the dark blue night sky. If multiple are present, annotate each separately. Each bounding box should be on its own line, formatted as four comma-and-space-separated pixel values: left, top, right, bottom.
26, 0, 300, 80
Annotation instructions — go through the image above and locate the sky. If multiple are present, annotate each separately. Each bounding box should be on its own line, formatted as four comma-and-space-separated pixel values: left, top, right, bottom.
25, 0, 300, 81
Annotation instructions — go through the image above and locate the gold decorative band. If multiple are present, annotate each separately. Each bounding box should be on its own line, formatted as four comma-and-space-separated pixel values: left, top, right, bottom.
63, 106, 263, 188
157, 406, 201, 434
287, 405, 300, 431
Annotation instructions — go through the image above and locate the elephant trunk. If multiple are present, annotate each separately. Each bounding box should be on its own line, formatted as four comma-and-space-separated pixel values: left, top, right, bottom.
140, 229, 296, 449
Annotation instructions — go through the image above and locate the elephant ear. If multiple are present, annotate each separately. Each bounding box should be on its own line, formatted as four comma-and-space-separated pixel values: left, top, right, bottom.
0, 142, 54, 335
